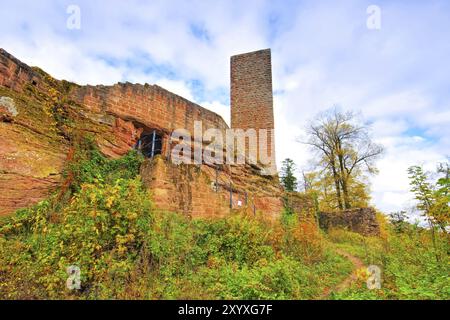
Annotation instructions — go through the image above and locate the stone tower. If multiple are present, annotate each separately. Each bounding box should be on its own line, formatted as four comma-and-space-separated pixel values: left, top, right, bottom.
230, 49, 276, 174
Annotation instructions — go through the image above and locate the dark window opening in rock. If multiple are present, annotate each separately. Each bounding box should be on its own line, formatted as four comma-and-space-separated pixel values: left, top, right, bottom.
136, 130, 163, 158
31, 80, 37, 86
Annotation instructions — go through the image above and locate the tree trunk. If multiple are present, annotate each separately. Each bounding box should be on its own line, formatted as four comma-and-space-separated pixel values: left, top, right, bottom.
331, 161, 343, 210
341, 178, 351, 209
337, 143, 351, 209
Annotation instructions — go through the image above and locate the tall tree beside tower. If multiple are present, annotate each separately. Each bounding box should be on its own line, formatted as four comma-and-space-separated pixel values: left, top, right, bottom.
280, 158, 298, 192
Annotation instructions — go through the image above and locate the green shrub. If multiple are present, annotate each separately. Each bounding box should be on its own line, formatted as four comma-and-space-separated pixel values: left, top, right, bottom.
67, 135, 144, 192
192, 214, 275, 266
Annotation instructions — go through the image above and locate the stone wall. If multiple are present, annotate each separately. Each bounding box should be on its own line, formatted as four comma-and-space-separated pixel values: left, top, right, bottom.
318, 208, 380, 236
141, 156, 283, 219
70, 83, 228, 138
230, 49, 275, 172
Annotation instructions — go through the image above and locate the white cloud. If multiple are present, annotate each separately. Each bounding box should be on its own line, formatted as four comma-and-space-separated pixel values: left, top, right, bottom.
154, 79, 195, 102
200, 100, 230, 126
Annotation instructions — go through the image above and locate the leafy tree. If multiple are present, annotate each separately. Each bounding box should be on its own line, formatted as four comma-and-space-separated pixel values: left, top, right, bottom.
280, 158, 298, 192
408, 163, 449, 232
408, 163, 449, 263
301, 108, 383, 210
299, 169, 371, 212
388, 211, 409, 233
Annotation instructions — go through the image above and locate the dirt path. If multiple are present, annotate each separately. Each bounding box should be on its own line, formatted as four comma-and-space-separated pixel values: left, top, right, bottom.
319, 248, 366, 299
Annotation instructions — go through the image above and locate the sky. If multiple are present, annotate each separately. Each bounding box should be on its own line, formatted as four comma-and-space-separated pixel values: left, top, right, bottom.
1, 0, 449, 220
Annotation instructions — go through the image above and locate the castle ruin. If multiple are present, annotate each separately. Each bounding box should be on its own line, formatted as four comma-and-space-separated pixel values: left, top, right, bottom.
0, 48, 297, 218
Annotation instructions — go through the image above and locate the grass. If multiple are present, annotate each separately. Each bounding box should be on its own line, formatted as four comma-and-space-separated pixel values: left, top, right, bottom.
326, 228, 449, 300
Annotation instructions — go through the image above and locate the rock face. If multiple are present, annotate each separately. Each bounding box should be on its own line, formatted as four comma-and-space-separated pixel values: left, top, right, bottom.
318, 208, 380, 236
0, 51, 70, 214
0, 49, 141, 214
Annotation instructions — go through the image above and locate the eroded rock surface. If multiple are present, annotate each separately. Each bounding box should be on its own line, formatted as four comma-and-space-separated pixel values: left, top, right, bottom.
0, 49, 145, 215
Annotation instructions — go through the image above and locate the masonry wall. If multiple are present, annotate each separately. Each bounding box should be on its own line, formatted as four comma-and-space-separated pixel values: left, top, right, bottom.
0, 49, 44, 93
230, 49, 275, 172
70, 83, 228, 139
141, 157, 284, 219
319, 208, 380, 236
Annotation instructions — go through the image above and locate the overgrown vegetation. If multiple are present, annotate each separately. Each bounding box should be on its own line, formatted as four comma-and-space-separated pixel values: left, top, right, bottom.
0, 139, 351, 299
0, 137, 448, 300
327, 225, 449, 300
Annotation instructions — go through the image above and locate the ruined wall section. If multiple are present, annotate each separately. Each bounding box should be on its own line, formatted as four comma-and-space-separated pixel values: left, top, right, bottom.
319, 208, 380, 236
0, 49, 44, 93
70, 83, 229, 137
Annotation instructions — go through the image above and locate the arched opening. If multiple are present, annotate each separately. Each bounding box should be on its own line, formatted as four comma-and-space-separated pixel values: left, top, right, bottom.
136, 130, 163, 158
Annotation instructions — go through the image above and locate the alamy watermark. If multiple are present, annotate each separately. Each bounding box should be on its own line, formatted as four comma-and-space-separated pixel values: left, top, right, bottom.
66, 5, 81, 30
168, 121, 276, 175
366, 265, 382, 289
367, 5, 381, 30
66, 265, 81, 290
